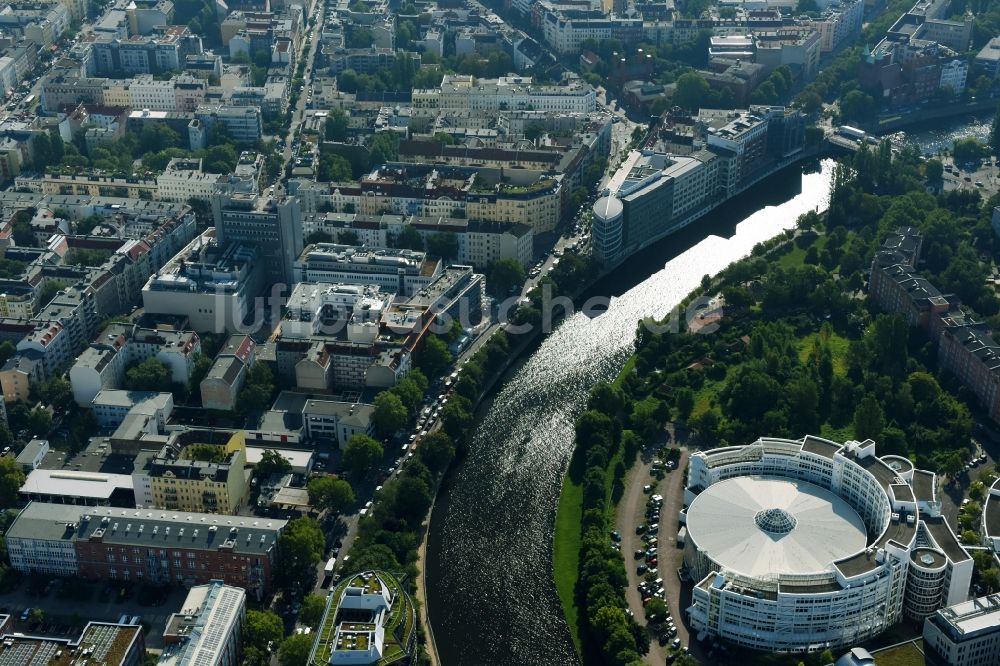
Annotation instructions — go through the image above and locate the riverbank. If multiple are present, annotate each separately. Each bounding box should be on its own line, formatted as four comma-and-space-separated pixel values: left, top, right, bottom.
552, 353, 635, 652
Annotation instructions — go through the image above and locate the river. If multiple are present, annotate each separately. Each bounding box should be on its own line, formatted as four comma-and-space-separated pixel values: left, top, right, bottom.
892, 113, 994, 155
425, 159, 835, 666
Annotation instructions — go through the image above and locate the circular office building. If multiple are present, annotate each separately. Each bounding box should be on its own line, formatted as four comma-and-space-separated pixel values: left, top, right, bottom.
685, 476, 868, 581
682, 436, 973, 654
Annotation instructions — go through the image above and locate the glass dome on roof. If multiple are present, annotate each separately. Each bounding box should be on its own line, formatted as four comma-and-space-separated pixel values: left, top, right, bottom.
754, 508, 797, 534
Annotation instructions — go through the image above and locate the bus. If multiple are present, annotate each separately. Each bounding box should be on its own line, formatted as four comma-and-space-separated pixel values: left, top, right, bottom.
836, 125, 866, 141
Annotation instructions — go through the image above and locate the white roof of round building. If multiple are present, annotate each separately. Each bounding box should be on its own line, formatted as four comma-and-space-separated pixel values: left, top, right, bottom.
592, 195, 623, 220
686, 476, 868, 578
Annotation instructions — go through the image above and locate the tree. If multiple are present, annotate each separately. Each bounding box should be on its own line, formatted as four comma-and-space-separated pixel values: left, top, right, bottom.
990, 106, 1000, 158
840, 89, 875, 124
256, 449, 292, 478
343, 434, 383, 475
326, 107, 349, 141
48, 127, 64, 165
426, 232, 459, 261
140, 123, 181, 154
674, 387, 695, 421
28, 608, 44, 625
32, 132, 52, 170
588, 382, 625, 416
277, 517, 325, 587
953, 137, 987, 164
307, 476, 355, 513
419, 336, 453, 377
189, 353, 214, 398
392, 475, 433, 525
417, 431, 455, 473
796, 90, 823, 114
372, 391, 408, 436
488, 258, 526, 296
125, 358, 172, 392
237, 383, 273, 414
27, 409, 51, 438
38, 280, 67, 306
299, 593, 327, 628
368, 132, 400, 166
317, 152, 353, 182
245, 610, 283, 653
441, 396, 473, 441
395, 225, 424, 251
0, 457, 26, 508
34, 377, 71, 406
0, 341, 14, 365
925, 158, 944, 183
673, 72, 710, 111
853, 394, 884, 441
347, 26, 374, 49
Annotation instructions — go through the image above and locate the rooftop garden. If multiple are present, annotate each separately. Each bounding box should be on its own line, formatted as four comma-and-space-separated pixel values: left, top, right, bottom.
312, 571, 414, 666
497, 178, 557, 195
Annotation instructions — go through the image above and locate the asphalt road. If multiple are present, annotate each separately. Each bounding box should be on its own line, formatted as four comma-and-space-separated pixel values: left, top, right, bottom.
279, 2, 326, 177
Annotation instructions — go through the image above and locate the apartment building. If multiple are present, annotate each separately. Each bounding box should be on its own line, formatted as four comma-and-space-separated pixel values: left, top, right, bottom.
302, 398, 375, 446
140, 447, 248, 514
200, 335, 256, 412
349, 163, 564, 234
159, 582, 246, 666
0, 351, 41, 402
28, 172, 160, 199
869, 227, 1000, 423
5, 502, 285, 598
69, 322, 201, 406
89, 26, 204, 76
156, 157, 223, 202
536, 8, 643, 55
0, 0, 70, 48
134, 437, 250, 514
412, 74, 596, 114
192, 105, 263, 146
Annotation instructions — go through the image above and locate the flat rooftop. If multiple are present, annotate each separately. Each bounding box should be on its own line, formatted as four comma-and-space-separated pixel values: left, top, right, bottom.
934, 593, 1000, 639
912, 469, 935, 503
924, 517, 970, 563
857, 454, 899, 491
801, 435, 841, 459
19, 469, 133, 499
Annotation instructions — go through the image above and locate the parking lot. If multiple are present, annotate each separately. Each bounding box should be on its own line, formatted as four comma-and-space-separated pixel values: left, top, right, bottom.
615, 443, 702, 664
